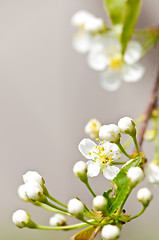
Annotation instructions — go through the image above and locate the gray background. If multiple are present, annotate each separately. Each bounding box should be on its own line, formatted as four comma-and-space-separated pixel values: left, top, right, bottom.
0, 0, 159, 239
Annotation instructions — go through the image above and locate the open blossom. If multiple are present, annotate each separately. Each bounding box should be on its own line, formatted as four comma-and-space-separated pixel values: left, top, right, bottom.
85, 118, 101, 139
78, 138, 122, 180
145, 162, 159, 185
87, 33, 145, 91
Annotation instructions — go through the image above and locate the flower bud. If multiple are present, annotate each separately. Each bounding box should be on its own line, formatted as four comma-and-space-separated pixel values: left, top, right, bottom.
101, 225, 120, 240
25, 182, 44, 201
23, 171, 45, 186
73, 161, 87, 182
17, 184, 29, 202
93, 195, 107, 212
127, 167, 144, 187
137, 188, 153, 206
49, 214, 66, 226
99, 124, 121, 143
144, 129, 156, 141
145, 162, 159, 185
12, 210, 30, 228
68, 198, 84, 218
118, 117, 136, 136
85, 118, 101, 139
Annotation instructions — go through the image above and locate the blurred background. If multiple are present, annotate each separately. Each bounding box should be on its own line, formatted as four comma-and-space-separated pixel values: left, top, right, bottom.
0, 0, 159, 239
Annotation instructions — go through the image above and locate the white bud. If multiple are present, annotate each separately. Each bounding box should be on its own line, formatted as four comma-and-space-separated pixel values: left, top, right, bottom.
12, 210, 30, 228
93, 195, 107, 212
17, 184, 29, 202
137, 188, 153, 206
25, 182, 44, 201
23, 171, 44, 186
118, 117, 136, 135
127, 167, 144, 187
101, 225, 120, 240
71, 10, 94, 27
84, 17, 105, 33
68, 198, 84, 218
73, 161, 87, 182
145, 162, 159, 185
85, 118, 101, 139
49, 214, 66, 226
99, 124, 121, 143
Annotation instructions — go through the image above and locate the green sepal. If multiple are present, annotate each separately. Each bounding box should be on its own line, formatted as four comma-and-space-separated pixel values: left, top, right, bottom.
104, 157, 143, 215
121, 0, 141, 54
70, 226, 99, 240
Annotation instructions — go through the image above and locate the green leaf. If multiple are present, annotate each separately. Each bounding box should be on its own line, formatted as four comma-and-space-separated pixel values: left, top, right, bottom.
70, 226, 99, 240
104, 157, 142, 215
103, 0, 126, 25
121, 0, 141, 54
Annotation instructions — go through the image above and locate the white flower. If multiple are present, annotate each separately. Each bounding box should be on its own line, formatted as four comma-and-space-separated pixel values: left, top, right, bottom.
93, 195, 107, 211
49, 214, 66, 226
84, 17, 105, 34
23, 171, 44, 186
101, 225, 120, 240
137, 188, 153, 206
25, 182, 44, 201
67, 199, 84, 218
18, 184, 29, 202
78, 138, 122, 180
145, 162, 159, 185
73, 161, 87, 182
99, 124, 121, 143
85, 118, 101, 139
127, 167, 144, 187
118, 117, 136, 135
12, 210, 30, 228
87, 34, 145, 91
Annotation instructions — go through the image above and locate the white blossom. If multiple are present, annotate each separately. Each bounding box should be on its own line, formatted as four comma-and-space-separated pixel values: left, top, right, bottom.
93, 195, 108, 211
85, 118, 101, 139
78, 138, 122, 180
118, 117, 136, 135
99, 124, 121, 143
49, 214, 66, 226
84, 17, 105, 34
12, 210, 30, 228
127, 167, 144, 187
71, 10, 94, 28
137, 188, 153, 206
67, 199, 84, 218
145, 162, 159, 185
17, 184, 29, 202
101, 225, 120, 240
25, 182, 44, 201
23, 171, 44, 186
73, 161, 87, 182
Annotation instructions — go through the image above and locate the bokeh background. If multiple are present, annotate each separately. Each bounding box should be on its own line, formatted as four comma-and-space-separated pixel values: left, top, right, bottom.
0, 0, 159, 239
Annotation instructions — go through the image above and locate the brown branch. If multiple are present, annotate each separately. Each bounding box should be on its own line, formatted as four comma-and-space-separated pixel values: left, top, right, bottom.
138, 70, 159, 149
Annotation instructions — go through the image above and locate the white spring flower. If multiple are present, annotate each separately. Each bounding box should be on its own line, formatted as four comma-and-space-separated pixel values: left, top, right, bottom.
101, 225, 120, 240
67, 198, 84, 218
127, 167, 144, 187
23, 171, 44, 186
25, 182, 44, 201
12, 210, 30, 228
118, 117, 136, 135
49, 214, 66, 226
87, 33, 145, 91
85, 118, 101, 139
73, 161, 87, 182
17, 184, 29, 202
145, 162, 159, 185
99, 124, 121, 143
137, 188, 153, 206
78, 138, 122, 180
93, 195, 108, 212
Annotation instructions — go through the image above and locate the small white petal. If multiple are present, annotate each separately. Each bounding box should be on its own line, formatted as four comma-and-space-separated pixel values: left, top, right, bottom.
145, 163, 159, 184
124, 41, 143, 65
71, 10, 94, 27
122, 64, 145, 82
100, 69, 122, 91
72, 33, 92, 53
78, 138, 96, 159
103, 166, 120, 180
86, 160, 100, 177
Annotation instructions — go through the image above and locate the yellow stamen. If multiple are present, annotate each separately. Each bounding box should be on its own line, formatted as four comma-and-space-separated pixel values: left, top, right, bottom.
89, 152, 91, 155
96, 138, 99, 141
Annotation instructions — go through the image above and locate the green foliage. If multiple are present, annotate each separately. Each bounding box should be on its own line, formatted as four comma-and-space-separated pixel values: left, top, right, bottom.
104, 157, 142, 215
121, 0, 141, 54
70, 226, 99, 240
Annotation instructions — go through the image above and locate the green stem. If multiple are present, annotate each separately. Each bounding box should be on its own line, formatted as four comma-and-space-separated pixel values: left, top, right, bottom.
45, 199, 68, 213
125, 206, 147, 222
35, 222, 89, 231
112, 161, 127, 165
117, 142, 132, 159
132, 135, 140, 156
46, 192, 67, 208
85, 181, 96, 197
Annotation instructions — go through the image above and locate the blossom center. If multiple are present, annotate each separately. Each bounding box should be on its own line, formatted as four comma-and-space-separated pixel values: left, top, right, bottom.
109, 53, 122, 71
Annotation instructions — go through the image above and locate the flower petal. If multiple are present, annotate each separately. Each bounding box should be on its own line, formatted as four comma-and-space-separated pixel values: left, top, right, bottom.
100, 69, 122, 91
72, 32, 92, 53
86, 160, 100, 177
78, 138, 96, 159
122, 64, 145, 82
124, 41, 143, 65
103, 166, 120, 180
